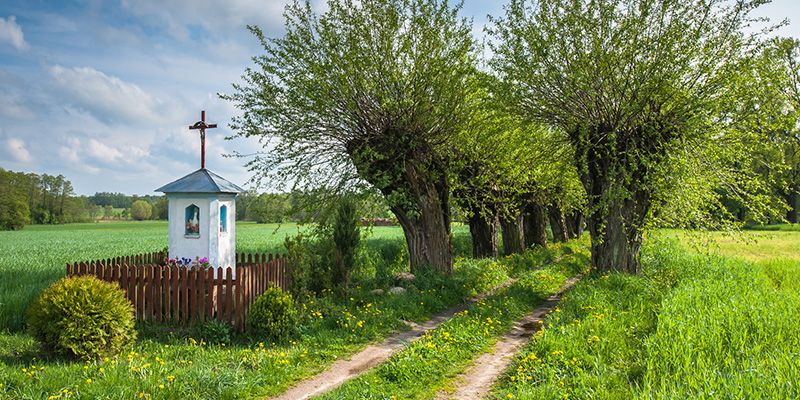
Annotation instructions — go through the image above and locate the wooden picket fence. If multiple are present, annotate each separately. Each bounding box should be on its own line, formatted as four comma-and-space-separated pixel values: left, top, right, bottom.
66, 252, 289, 331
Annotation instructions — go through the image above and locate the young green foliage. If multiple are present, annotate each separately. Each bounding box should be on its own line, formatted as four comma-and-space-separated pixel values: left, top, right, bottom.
490, 0, 779, 273
227, 0, 478, 273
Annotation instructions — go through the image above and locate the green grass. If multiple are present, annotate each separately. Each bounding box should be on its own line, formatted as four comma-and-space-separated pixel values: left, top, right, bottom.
0, 221, 482, 399
657, 227, 800, 263
320, 239, 591, 399
492, 239, 800, 399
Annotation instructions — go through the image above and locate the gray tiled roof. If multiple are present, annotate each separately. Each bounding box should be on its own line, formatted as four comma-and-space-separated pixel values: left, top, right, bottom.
155, 169, 244, 194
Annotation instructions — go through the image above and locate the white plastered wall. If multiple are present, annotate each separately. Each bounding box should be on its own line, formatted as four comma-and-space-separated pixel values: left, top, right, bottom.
167, 194, 237, 276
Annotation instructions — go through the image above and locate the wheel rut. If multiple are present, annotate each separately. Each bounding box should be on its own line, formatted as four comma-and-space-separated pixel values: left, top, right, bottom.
436, 276, 581, 400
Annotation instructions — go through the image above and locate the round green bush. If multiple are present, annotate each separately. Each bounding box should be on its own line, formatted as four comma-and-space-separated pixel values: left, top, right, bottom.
247, 287, 298, 341
27, 276, 136, 360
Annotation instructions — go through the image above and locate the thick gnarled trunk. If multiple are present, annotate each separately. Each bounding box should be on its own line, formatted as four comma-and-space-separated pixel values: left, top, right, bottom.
523, 202, 547, 248
548, 205, 569, 243
586, 200, 645, 274
389, 174, 453, 274
501, 213, 525, 255
572, 123, 657, 274
786, 188, 798, 224
468, 212, 499, 258
348, 137, 453, 274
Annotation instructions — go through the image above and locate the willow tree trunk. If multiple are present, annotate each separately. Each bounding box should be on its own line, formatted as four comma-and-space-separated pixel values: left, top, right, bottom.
468, 212, 499, 258
523, 203, 547, 248
787, 188, 798, 224
565, 212, 584, 238
390, 179, 453, 274
349, 138, 453, 274
573, 212, 585, 237
585, 199, 647, 274
571, 123, 661, 274
501, 213, 525, 255
548, 206, 569, 243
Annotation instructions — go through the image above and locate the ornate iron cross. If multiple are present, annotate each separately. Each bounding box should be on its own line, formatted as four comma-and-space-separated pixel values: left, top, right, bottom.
189, 110, 218, 169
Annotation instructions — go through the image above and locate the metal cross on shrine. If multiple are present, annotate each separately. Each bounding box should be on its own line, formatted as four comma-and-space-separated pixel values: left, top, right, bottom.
189, 110, 218, 169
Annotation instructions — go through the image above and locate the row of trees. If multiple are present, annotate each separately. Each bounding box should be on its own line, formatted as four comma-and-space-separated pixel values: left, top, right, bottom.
229, 0, 798, 275
0, 167, 394, 229
0, 169, 85, 229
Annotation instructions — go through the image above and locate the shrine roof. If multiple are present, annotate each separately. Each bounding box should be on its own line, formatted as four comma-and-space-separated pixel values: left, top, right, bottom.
155, 168, 244, 194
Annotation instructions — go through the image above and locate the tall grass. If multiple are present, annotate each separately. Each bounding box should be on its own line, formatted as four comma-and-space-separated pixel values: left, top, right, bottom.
493, 240, 800, 399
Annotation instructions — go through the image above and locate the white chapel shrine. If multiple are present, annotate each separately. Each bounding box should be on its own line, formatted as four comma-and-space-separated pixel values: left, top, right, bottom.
155, 111, 244, 272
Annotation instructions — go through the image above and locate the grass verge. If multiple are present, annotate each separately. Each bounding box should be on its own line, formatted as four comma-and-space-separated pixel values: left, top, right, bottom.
493, 239, 800, 399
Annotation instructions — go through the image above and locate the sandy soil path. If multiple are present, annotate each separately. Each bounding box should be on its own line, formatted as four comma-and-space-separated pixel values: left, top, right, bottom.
269, 280, 515, 400
436, 276, 581, 400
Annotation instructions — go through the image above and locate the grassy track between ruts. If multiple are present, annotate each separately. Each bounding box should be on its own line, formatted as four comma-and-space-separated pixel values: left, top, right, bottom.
318, 239, 591, 400
493, 239, 800, 399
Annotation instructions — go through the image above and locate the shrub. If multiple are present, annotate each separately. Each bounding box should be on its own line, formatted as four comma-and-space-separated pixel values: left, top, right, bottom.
332, 197, 361, 293
285, 233, 333, 298
0, 197, 30, 230
27, 276, 136, 360
247, 287, 299, 341
130, 200, 152, 220
196, 319, 234, 345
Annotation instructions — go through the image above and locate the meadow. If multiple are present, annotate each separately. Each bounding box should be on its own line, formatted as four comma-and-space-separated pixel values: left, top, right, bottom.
2, 222, 800, 399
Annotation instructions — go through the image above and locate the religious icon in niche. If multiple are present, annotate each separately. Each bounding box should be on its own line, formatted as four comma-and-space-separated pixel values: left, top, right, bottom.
185, 204, 200, 237
220, 205, 228, 233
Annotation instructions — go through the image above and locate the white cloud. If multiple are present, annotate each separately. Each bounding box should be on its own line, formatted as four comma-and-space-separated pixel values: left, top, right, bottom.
48, 65, 166, 125
0, 95, 35, 120
0, 16, 28, 51
86, 138, 124, 163
121, 0, 289, 39
5, 137, 32, 163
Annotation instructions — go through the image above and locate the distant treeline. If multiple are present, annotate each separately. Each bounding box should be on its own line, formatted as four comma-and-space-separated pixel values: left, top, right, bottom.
0, 168, 394, 230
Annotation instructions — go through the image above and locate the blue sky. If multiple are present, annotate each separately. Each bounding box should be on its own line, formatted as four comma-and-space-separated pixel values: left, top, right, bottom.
0, 0, 798, 195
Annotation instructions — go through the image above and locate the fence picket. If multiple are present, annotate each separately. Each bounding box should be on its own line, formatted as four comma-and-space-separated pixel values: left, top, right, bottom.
225, 268, 233, 325
205, 267, 214, 320
216, 269, 225, 323
163, 267, 171, 321
197, 268, 206, 323
172, 265, 180, 322
188, 269, 196, 324
180, 267, 189, 322
153, 265, 162, 322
